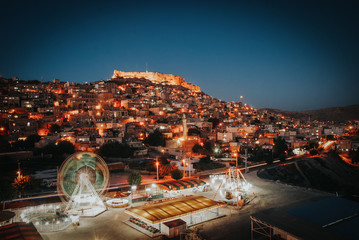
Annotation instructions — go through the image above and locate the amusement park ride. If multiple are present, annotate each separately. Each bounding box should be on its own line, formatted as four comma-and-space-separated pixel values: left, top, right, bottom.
57, 152, 110, 217
211, 166, 252, 206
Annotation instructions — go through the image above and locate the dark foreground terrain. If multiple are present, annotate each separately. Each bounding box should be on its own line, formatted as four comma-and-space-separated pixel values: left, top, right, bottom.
258, 153, 359, 198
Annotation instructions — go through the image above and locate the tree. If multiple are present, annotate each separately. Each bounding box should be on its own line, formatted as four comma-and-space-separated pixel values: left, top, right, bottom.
99, 142, 134, 158
12, 174, 32, 198
199, 156, 211, 164
192, 141, 213, 156
273, 137, 288, 159
24, 134, 41, 149
305, 141, 319, 150
188, 128, 201, 136
249, 147, 265, 162
158, 156, 176, 176
144, 129, 165, 147
171, 169, 183, 180
127, 171, 142, 186
57, 140, 75, 155
158, 156, 169, 165
208, 118, 220, 128
192, 143, 203, 153
42, 140, 75, 156
49, 123, 61, 134
203, 141, 214, 155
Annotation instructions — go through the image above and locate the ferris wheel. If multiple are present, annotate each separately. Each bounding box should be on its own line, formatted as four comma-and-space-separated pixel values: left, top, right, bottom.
57, 152, 109, 202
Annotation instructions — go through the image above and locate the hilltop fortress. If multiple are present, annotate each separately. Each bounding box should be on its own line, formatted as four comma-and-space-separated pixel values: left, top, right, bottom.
112, 70, 201, 92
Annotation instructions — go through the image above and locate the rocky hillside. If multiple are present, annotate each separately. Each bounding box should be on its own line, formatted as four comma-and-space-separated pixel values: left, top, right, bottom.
263, 105, 359, 122
258, 154, 359, 196
112, 69, 201, 92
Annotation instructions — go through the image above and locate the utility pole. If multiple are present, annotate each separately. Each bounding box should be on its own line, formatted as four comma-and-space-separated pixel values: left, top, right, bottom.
156, 159, 159, 181
182, 159, 186, 178
245, 148, 248, 174
188, 157, 191, 178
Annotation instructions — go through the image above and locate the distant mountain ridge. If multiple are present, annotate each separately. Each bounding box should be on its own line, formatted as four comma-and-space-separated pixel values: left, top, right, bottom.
262, 105, 359, 122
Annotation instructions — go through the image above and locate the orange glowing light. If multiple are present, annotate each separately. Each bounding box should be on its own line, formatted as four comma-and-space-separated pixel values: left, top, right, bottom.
0, 127, 5, 131
38, 128, 49, 136
98, 129, 104, 137
53, 89, 64, 94
95, 104, 101, 110
54, 101, 59, 107
113, 101, 121, 108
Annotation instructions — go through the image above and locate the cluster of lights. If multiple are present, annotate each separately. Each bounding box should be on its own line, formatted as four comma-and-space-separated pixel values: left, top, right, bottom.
19, 204, 69, 230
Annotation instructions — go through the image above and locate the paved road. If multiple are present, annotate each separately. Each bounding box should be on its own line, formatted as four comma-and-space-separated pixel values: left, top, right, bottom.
197, 171, 332, 240
38, 171, 331, 240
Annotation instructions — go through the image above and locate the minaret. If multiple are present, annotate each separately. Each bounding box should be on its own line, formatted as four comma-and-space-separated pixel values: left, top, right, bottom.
240, 95, 243, 106
183, 114, 187, 140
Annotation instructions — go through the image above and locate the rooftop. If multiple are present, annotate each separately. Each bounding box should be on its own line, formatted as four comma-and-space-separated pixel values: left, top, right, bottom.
125, 195, 223, 224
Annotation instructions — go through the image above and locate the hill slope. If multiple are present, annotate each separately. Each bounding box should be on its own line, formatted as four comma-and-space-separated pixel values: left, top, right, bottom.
258, 154, 359, 196
263, 105, 359, 122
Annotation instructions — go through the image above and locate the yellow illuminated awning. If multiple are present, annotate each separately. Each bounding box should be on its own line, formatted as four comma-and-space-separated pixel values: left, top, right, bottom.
124, 195, 224, 224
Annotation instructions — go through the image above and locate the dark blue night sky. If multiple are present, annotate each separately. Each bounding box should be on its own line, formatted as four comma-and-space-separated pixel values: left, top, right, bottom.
1, 0, 358, 110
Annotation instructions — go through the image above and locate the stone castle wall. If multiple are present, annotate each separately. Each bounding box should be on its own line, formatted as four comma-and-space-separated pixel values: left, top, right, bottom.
112, 70, 201, 92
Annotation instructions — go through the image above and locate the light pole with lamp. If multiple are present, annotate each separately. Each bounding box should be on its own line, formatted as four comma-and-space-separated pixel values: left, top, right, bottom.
233, 152, 238, 169
244, 147, 248, 174
188, 157, 191, 178
182, 159, 186, 178
156, 160, 159, 181
131, 185, 137, 205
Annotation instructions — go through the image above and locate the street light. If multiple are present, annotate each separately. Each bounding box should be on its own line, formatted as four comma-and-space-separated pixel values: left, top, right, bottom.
182, 159, 186, 178
233, 152, 238, 169
156, 161, 159, 181
244, 147, 248, 174
188, 157, 191, 178
131, 185, 137, 204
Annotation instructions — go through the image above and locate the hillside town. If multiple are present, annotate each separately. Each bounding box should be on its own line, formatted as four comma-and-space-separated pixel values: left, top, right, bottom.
1, 71, 359, 240
0, 71, 358, 163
